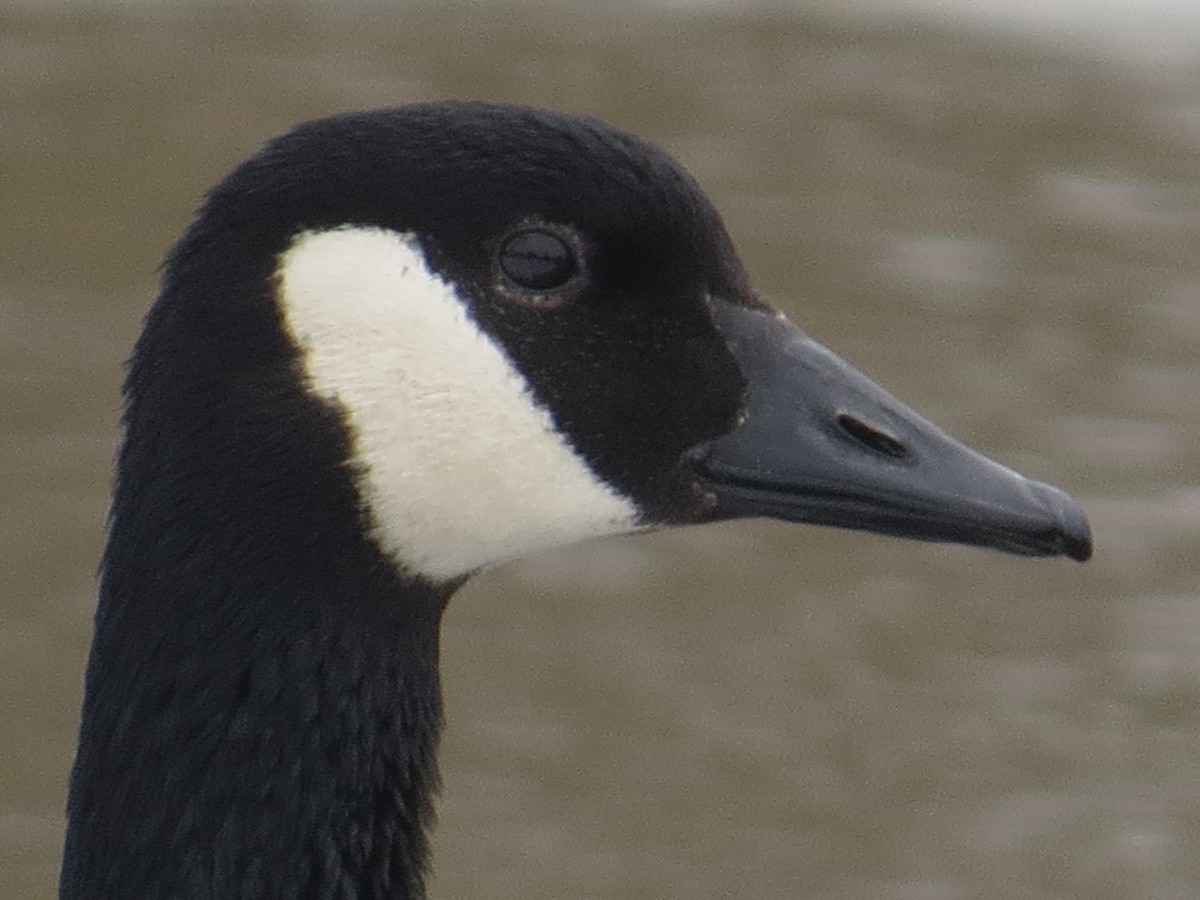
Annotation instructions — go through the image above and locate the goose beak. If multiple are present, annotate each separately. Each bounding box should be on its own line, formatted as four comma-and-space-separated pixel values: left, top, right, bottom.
686, 298, 1092, 562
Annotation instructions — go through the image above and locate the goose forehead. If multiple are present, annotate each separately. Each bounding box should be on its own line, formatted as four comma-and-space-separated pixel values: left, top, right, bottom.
275, 226, 640, 582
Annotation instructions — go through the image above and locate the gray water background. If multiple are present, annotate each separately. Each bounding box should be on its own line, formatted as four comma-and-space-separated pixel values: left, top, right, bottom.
2, 2, 1199, 897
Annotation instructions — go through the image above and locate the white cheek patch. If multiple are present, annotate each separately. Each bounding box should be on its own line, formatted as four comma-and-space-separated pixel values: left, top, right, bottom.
276, 226, 640, 582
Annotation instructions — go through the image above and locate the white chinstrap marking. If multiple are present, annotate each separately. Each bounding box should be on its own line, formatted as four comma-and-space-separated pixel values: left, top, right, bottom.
277, 226, 639, 581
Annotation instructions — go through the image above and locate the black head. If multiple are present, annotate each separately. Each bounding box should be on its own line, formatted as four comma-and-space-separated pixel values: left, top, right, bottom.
136, 100, 1088, 590
159, 103, 758, 542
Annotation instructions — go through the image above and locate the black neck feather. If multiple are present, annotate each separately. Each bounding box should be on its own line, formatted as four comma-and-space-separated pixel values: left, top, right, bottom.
61, 560, 447, 899
61, 233, 454, 898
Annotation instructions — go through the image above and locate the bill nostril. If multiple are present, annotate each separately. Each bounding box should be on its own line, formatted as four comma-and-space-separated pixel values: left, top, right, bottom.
836, 413, 909, 459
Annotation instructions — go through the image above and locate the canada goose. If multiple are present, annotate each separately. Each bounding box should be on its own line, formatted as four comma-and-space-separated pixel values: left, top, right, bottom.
60, 101, 1091, 899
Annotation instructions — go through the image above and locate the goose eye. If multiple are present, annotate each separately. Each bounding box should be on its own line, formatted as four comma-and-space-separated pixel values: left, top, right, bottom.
498, 228, 577, 291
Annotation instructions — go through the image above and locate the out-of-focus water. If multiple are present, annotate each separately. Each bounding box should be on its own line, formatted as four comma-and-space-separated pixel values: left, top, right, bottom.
2, 3, 1198, 898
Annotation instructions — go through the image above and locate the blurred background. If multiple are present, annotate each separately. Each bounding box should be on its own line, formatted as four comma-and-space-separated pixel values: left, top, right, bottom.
2, 1, 1198, 897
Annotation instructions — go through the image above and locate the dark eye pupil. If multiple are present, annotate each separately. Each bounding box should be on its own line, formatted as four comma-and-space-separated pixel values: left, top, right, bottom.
499, 229, 576, 290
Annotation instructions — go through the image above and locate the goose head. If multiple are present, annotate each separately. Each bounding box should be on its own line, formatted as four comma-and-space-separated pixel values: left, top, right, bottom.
149, 101, 1087, 587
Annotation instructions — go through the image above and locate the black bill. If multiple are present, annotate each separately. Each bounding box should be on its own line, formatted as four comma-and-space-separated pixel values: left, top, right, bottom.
686, 298, 1092, 562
